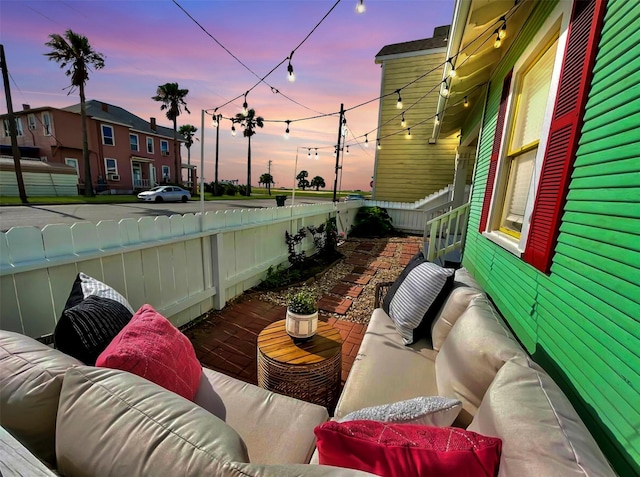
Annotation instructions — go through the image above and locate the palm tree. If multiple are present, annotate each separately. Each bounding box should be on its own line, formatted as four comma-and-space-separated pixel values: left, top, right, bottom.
234, 109, 264, 196
259, 173, 274, 195
178, 124, 197, 191
310, 176, 326, 191
152, 83, 189, 185
45, 29, 105, 197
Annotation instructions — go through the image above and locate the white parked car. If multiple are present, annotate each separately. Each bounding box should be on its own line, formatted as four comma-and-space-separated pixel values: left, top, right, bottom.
137, 186, 191, 202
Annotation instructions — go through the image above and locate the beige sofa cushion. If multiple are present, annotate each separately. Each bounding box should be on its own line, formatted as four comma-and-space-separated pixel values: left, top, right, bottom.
334, 308, 439, 420
194, 367, 328, 464
469, 357, 616, 477
435, 296, 527, 425
56, 366, 249, 477
226, 462, 375, 476
431, 285, 484, 351
453, 267, 483, 290
0, 330, 82, 466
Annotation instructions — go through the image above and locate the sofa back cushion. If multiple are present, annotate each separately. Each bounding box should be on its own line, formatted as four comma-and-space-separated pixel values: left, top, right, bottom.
435, 296, 527, 425
431, 285, 484, 351
0, 330, 82, 467
56, 366, 249, 477
468, 357, 616, 477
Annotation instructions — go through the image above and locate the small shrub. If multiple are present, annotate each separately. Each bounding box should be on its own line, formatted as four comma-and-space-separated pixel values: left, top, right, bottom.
349, 206, 394, 237
287, 288, 317, 314
238, 184, 249, 196
285, 228, 307, 266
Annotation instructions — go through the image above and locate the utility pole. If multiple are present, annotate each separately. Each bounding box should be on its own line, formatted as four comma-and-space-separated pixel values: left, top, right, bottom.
0, 44, 27, 204
267, 159, 272, 195
332, 103, 344, 202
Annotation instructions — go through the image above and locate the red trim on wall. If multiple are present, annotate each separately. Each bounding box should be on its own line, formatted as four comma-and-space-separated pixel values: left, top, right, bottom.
523, 0, 607, 273
479, 71, 512, 233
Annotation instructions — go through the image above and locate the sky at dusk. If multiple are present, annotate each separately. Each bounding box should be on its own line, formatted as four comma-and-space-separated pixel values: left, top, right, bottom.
1, 0, 455, 191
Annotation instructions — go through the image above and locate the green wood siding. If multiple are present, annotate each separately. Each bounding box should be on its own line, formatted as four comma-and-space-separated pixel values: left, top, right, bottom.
374, 51, 459, 201
463, 0, 640, 474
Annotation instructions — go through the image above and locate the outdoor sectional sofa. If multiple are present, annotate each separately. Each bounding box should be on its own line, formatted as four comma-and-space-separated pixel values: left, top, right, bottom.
0, 266, 617, 476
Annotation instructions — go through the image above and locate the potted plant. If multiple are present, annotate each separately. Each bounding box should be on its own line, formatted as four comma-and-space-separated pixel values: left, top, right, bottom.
286, 288, 319, 340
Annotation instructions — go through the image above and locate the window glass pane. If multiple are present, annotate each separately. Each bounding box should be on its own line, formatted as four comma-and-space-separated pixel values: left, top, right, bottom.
130, 134, 138, 151
501, 148, 536, 233
105, 158, 117, 173
147, 137, 153, 153
43, 113, 51, 135
510, 38, 558, 151
102, 125, 114, 145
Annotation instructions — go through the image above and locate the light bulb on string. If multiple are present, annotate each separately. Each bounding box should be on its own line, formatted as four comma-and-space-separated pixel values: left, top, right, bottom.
396, 90, 403, 109
307, 148, 311, 159
284, 120, 290, 139
441, 80, 449, 97
346, 145, 350, 155
333, 146, 337, 158
231, 124, 236, 136
494, 30, 502, 48
406, 128, 411, 139
315, 148, 319, 160
448, 58, 456, 78
401, 112, 406, 127
212, 115, 219, 127
376, 139, 381, 150
242, 92, 248, 115
342, 118, 347, 137
356, 0, 365, 14
464, 96, 469, 107
364, 134, 369, 147
435, 114, 440, 125
287, 51, 295, 82
499, 17, 507, 39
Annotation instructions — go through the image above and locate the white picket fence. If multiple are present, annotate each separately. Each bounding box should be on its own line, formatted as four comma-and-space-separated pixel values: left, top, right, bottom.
0, 202, 360, 339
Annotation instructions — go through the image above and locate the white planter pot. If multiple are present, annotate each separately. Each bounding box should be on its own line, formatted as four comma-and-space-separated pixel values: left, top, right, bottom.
285, 309, 319, 339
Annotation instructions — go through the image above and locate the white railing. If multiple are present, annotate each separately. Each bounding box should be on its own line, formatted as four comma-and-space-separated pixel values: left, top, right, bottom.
424, 203, 470, 262
133, 179, 150, 188
0, 202, 360, 339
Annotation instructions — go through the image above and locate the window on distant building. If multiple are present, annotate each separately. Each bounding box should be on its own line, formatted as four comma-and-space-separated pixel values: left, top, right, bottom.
160, 140, 169, 156
3, 118, 23, 137
162, 165, 170, 181
105, 157, 118, 175
65, 158, 79, 181
28, 114, 36, 131
130, 133, 139, 151
42, 112, 52, 136
147, 137, 154, 154
101, 124, 114, 145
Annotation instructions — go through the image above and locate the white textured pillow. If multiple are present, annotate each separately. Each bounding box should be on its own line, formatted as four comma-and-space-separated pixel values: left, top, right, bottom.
339, 396, 462, 428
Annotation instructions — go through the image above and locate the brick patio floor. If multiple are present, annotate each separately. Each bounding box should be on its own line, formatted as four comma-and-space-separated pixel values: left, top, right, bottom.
184, 236, 422, 412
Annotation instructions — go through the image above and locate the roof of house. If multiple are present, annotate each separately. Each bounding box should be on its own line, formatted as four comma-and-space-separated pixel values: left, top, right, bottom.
375, 25, 450, 58
62, 100, 181, 140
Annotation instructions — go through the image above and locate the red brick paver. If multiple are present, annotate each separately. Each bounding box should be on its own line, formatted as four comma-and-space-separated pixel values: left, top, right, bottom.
330, 283, 364, 298
370, 260, 391, 269
342, 274, 371, 285
318, 295, 352, 314
351, 266, 376, 276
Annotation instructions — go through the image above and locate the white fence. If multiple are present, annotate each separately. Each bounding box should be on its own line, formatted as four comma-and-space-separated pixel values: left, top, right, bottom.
0, 202, 360, 339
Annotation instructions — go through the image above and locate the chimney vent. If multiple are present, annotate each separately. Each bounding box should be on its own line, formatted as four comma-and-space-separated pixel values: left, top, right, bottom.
150, 117, 156, 131
22, 104, 31, 110
101, 102, 108, 112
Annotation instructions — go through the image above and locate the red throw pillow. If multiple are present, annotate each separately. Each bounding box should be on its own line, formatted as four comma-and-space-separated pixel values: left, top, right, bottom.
96, 304, 202, 401
314, 420, 501, 477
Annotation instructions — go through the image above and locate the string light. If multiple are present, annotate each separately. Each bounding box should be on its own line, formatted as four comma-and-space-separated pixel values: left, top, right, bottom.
231, 123, 236, 136
406, 128, 411, 139
242, 92, 248, 115
342, 118, 347, 137
493, 30, 502, 48
447, 58, 456, 78
307, 148, 311, 159
435, 114, 440, 125
356, 0, 365, 14
499, 16, 507, 39
377, 139, 381, 150
334, 146, 337, 158
364, 134, 369, 147
284, 120, 290, 139
441, 80, 450, 97
401, 112, 406, 127
315, 148, 319, 159
212, 115, 219, 127
346, 145, 350, 155
287, 51, 295, 82
464, 96, 469, 107
396, 90, 403, 109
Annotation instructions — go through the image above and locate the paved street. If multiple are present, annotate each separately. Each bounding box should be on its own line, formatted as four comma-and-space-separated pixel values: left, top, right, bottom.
0, 197, 331, 231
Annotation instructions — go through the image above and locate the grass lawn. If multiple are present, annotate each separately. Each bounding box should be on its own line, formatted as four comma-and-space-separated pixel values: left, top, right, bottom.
0, 187, 369, 205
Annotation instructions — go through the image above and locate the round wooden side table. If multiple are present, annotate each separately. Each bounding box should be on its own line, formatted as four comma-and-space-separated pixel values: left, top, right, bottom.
257, 319, 342, 409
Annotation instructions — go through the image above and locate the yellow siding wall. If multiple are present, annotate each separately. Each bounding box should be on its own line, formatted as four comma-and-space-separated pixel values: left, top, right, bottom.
374, 52, 459, 202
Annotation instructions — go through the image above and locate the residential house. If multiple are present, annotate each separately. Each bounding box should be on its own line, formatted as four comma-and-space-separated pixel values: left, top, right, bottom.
0, 101, 187, 195
372, 25, 475, 202
426, 0, 639, 473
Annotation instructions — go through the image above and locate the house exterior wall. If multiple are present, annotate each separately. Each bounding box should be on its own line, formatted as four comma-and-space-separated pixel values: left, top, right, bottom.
373, 51, 460, 202
1, 105, 179, 195
463, 0, 639, 474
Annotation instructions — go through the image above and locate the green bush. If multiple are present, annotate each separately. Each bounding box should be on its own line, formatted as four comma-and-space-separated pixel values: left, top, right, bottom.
349, 206, 394, 237
287, 288, 317, 314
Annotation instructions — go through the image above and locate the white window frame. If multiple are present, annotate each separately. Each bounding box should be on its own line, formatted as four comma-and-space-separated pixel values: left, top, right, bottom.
147, 136, 154, 154
42, 112, 52, 136
483, 1, 572, 256
3, 118, 23, 137
160, 139, 169, 155
130, 133, 139, 151
28, 114, 36, 130
162, 165, 170, 180
105, 157, 118, 175
65, 158, 79, 180
101, 124, 115, 146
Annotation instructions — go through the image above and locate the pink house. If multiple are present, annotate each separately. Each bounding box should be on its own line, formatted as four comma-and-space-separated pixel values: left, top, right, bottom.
0, 101, 185, 194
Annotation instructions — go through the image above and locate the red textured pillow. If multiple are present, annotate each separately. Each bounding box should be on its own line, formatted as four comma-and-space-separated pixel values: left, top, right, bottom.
96, 304, 202, 401
314, 420, 501, 477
